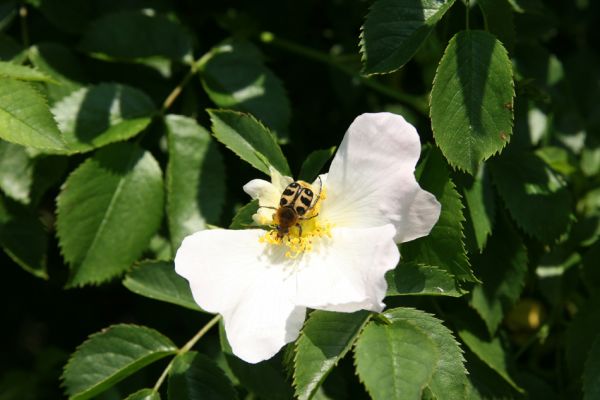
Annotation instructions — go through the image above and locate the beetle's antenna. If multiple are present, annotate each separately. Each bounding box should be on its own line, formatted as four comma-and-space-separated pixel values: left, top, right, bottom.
311, 175, 323, 209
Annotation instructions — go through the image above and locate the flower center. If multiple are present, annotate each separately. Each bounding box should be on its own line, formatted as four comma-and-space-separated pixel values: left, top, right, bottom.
259, 187, 331, 258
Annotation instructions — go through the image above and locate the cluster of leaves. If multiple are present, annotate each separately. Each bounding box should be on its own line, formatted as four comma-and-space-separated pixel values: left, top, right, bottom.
1, 0, 599, 399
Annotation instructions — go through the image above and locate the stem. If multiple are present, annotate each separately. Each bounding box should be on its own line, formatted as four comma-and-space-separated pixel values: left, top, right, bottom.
465, 0, 470, 30
153, 315, 222, 392
19, 4, 29, 48
259, 32, 428, 116
160, 62, 198, 114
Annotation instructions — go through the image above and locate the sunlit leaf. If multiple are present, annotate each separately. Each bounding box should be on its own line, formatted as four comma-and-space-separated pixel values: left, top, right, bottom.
430, 30, 514, 174
124, 388, 160, 400
165, 115, 225, 249
294, 310, 370, 400
386, 262, 462, 297
62, 324, 177, 400
57, 143, 164, 287
123, 261, 202, 312
0, 77, 67, 151
0, 60, 54, 82
355, 317, 439, 400
385, 308, 468, 399
208, 109, 291, 176
52, 83, 156, 154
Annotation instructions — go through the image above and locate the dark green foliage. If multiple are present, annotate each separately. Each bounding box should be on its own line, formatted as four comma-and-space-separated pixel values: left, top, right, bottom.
0, 1, 597, 399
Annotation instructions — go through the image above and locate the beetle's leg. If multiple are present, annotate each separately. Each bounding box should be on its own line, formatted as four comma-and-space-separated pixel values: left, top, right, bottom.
296, 224, 303, 237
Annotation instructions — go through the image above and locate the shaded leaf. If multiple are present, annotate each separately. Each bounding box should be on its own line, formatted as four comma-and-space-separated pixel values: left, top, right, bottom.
469, 212, 527, 334
0, 77, 66, 151
583, 335, 600, 400
79, 11, 193, 65
385, 308, 468, 399
477, 0, 515, 51
294, 310, 370, 400
219, 322, 293, 400
229, 200, 259, 230
430, 30, 514, 174
123, 260, 202, 312
298, 147, 336, 182
62, 324, 177, 400
0, 195, 47, 279
168, 351, 238, 400
457, 315, 522, 392
165, 115, 225, 249
386, 262, 462, 297
56, 143, 164, 287
360, 0, 456, 75
490, 150, 571, 243
354, 317, 439, 400
200, 39, 290, 141
0, 34, 24, 62
566, 295, 600, 380
52, 83, 156, 153
28, 42, 87, 102
208, 109, 290, 176
457, 165, 495, 252
401, 148, 475, 281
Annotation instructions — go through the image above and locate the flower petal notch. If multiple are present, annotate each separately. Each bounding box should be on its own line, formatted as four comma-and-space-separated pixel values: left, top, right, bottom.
175, 112, 441, 363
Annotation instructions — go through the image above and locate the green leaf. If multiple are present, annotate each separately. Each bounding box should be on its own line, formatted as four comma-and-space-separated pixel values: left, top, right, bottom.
208, 109, 291, 176
401, 148, 475, 282
52, 83, 156, 154
79, 11, 193, 65
0, 60, 53, 82
384, 308, 468, 399
386, 262, 462, 297
469, 213, 528, 335
298, 147, 336, 182
0, 195, 47, 279
200, 39, 290, 141
360, 0, 456, 75
457, 166, 496, 252
430, 30, 514, 174
165, 115, 225, 249
219, 322, 293, 400
62, 324, 177, 400
28, 43, 87, 102
0, 140, 33, 203
124, 388, 160, 400
457, 316, 522, 392
168, 351, 238, 400
294, 310, 371, 400
583, 335, 600, 400
123, 260, 202, 312
490, 150, 571, 243
229, 200, 259, 230
56, 143, 164, 287
0, 77, 66, 151
354, 318, 440, 400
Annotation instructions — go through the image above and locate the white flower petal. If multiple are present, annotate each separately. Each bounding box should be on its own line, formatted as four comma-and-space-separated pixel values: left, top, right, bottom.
293, 224, 399, 312
269, 166, 293, 192
320, 112, 441, 243
175, 229, 306, 363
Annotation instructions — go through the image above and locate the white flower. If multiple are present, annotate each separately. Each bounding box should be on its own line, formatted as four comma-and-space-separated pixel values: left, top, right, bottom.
175, 113, 441, 363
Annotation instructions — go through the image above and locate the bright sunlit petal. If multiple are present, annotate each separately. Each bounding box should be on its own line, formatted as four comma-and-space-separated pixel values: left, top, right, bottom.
292, 224, 399, 312
321, 112, 441, 243
175, 229, 305, 363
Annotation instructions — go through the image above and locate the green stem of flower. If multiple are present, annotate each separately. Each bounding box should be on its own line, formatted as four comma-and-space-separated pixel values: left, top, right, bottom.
19, 4, 29, 48
259, 32, 429, 116
153, 314, 222, 392
465, 0, 470, 30
160, 62, 199, 114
